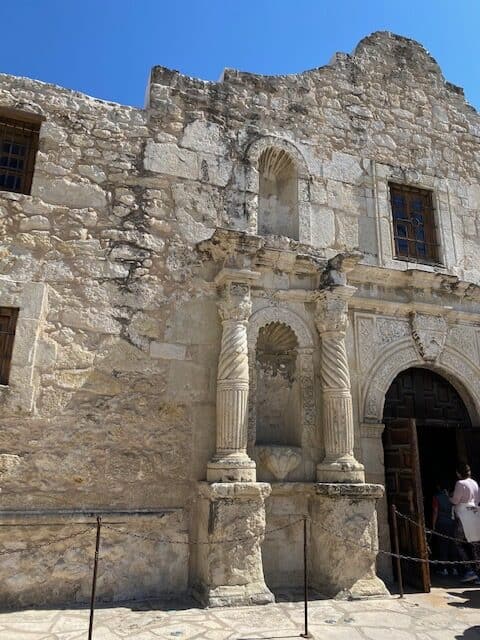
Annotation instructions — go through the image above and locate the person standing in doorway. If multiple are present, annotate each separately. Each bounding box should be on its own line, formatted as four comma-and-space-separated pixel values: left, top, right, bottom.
450, 463, 480, 583
432, 482, 458, 576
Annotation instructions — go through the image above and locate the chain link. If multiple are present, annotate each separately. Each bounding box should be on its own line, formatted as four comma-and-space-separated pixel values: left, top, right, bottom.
312, 516, 478, 566
0, 509, 477, 568
103, 517, 304, 546
395, 508, 479, 545
0, 527, 92, 556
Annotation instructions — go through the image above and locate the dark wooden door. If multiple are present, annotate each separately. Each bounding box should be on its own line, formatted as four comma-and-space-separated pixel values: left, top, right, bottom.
383, 418, 430, 592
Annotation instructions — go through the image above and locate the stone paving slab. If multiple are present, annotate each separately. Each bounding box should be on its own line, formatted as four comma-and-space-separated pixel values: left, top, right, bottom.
0, 586, 479, 639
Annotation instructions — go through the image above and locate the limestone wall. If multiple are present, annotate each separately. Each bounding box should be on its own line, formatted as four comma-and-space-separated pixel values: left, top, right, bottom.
1, 31, 480, 604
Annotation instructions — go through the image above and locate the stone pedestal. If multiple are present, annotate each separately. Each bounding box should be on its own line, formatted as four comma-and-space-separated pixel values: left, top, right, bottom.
309, 483, 389, 599
194, 482, 274, 607
315, 286, 365, 483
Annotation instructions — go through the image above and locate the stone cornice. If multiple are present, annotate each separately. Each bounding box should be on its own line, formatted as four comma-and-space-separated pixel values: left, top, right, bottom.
198, 228, 327, 277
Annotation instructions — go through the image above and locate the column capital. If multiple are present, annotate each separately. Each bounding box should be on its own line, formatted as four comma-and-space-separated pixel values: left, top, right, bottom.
215, 269, 260, 323
314, 285, 356, 334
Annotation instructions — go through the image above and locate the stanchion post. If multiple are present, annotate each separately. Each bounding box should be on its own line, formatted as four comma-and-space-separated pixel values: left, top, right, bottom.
300, 515, 311, 639
88, 516, 102, 640
391, 504, 404, 598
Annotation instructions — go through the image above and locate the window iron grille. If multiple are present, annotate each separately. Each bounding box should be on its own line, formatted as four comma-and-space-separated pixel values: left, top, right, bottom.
0, 307, 19, 385
0, 114, 41, 195
389, 183, 439, 264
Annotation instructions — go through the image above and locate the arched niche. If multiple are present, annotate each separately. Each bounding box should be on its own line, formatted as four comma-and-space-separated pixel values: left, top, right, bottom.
247, 307, 317, 474
255, 322, 300, 446
258, 147, 298, 239
244, 136, 311, 243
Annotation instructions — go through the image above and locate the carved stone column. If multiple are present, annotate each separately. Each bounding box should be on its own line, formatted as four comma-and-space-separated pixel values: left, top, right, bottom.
207, 269, 259, 483
315, 286, 365, 483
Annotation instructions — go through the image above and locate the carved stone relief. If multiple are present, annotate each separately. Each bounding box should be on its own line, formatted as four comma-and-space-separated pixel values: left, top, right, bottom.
376, 318, 409, 346
410, 312, 448, 362
447, 325, 479, 366
355, 315, 376, 373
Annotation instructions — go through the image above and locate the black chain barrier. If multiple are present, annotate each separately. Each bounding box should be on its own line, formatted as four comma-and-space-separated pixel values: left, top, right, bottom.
1, 508, 479, 638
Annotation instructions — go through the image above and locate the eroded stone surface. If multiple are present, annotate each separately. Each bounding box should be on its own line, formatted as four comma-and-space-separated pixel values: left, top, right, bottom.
2, 30, 480, 607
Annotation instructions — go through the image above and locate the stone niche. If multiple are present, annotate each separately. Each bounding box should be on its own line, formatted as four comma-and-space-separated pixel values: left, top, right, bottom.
254, 322, 302, 481
258, 147, 298, 240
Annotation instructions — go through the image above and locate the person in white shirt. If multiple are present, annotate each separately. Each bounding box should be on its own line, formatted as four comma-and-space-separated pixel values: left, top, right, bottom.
450, 463, 480, 583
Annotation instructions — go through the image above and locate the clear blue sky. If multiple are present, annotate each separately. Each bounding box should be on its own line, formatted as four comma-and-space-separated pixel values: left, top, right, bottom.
2, 1, 479, 110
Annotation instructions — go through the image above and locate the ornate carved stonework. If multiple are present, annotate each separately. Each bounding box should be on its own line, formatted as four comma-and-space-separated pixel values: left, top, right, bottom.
376, 318, 409, 346
410, 312, 448, 362
314, 285, 356, 334
315, 286, 364, 483
218, 282, 252, 323
208, 271, 259, 483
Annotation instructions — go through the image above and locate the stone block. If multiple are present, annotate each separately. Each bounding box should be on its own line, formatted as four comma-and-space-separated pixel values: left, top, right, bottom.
150, 341, 187, 360
35, 178, 107, 208
193, 482, 274, 607
180, 119, 228, 155
323, 152, 365, 184
310, 206, 335, 248
144, 140, 198, 179
309, 483, 389, 599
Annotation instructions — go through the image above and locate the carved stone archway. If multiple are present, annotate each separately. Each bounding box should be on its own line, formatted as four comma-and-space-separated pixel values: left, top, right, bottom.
362, 339, 480, 427
247, 306, 317, 458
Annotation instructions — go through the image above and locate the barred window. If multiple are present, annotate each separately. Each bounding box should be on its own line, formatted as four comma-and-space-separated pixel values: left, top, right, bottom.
0, 307, 18, 385
0, 110, 41, 195
389, 183, 439, 264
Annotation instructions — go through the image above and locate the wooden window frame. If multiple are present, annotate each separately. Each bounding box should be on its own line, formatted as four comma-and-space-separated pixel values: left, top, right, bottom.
0, 307, 19, 385
389, 183, 440, 265
0, 109, 42, 195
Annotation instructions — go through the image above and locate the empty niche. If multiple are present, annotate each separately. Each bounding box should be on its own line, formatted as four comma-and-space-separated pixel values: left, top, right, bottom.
258, 147, 298, 239
255, 322, 301, 447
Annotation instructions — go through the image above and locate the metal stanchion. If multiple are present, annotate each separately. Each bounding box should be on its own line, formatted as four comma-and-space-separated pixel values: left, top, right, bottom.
88, 516, 102, 640
391, 504, 404, 598
300, 515, 311, 638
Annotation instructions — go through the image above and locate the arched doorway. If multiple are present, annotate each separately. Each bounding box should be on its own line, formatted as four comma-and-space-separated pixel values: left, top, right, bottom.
382, 367, 480, 591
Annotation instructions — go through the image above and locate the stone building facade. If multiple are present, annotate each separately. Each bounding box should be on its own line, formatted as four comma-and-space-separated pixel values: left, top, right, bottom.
1, 31, 480, 607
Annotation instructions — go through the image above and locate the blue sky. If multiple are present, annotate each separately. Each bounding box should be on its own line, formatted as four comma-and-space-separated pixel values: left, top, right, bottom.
2, 1, 479, 109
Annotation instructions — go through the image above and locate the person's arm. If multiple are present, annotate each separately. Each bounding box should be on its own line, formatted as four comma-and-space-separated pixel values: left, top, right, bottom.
450, 481, 463, 505
432, 496, 439, 529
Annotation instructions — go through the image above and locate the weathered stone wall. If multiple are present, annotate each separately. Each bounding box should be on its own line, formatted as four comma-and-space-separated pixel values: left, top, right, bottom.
2, 31, 480, 603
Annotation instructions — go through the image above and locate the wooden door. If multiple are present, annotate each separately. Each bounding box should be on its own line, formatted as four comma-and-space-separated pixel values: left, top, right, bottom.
383, 418, 430, 592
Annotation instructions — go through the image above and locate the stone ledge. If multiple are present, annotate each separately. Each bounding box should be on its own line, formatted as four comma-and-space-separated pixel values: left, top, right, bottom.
269, 482, 317, 496
314, 482, 384, 499
198, 481, 271, 500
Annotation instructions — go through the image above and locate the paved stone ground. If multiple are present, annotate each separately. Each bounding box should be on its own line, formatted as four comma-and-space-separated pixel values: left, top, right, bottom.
0, 584, 479, 640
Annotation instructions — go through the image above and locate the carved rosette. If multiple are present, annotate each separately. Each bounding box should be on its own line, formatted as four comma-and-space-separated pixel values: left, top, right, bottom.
315, 286, 364, 483
208, 277, 258, 482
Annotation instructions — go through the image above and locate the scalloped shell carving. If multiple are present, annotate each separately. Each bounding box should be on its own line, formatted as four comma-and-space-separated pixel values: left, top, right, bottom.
256, 322, 298, 354
259, 147, 295, 181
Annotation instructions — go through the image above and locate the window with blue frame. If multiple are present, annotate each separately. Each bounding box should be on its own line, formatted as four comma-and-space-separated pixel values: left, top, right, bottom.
389, 183, 439, 263
0, 111, 41, 195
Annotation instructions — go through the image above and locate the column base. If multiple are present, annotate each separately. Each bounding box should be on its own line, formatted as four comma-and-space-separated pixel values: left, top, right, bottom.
193, 582, 274, 608
207, 453, 256, 482
310, 483, 389, 599
193, 482, 274, 607
316, 455, 365, 483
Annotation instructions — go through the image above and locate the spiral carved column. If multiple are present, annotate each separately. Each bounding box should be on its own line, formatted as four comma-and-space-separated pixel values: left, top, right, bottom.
315, 286, 365, 483
207, 272, 258, 482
